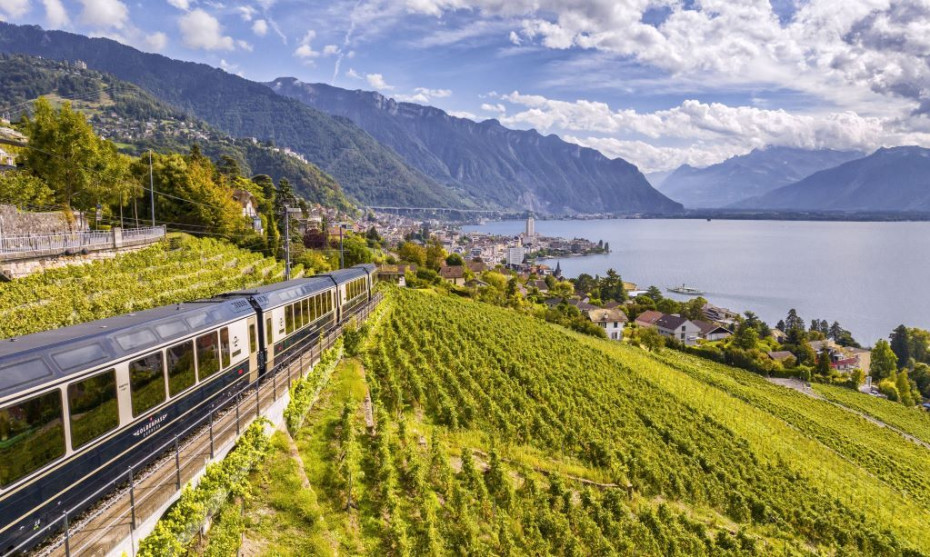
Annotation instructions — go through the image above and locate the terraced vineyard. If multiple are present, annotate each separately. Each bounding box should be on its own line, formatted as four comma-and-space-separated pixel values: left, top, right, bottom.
814, 383, 930, 446
209, 288, 930, 556
0, 234, 290, 338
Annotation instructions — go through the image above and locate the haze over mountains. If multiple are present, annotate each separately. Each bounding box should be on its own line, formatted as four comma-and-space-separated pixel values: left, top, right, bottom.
0, 22, 682, 216
656, 147, 864, 209
735, 146, 930, 212
268, 79, 682, 215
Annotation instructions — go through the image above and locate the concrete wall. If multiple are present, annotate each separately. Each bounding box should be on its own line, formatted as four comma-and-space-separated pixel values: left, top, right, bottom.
0, 205, 82, 236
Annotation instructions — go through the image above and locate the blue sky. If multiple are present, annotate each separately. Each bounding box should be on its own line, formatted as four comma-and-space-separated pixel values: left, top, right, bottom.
2, 0, 930, 172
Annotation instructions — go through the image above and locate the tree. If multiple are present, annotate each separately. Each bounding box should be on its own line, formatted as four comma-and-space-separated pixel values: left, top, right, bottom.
871, 339, 898, 381
890, 325, 911, 369
895, 370, 915, 406
776, 319, 786, 332
398, 242, 426, 266
785, 309, 804, 332
21, 98, 129, 209
445, 252, 464, 266
816, 347, 832, 377
0, 171, 55, 208
639, 327, 665, 352
734, 324, 759, 350
646, 285, 663, 302
425, 238, 446, 270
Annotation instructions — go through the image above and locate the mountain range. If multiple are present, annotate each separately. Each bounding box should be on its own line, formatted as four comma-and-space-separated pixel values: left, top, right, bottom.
267, 79, 682, 215
0, 22, 682, 216
735, 146, 930, 211
657, 147, 863, 208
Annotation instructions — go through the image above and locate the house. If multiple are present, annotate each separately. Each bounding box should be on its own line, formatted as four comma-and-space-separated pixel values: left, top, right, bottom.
529, 279, 549, 293
767, 351, 796, 365
439, 265, 466, 286
693, 320, 732, 341
0, 147, 15, 169
466, 260, 487, 274
848, 347, 871, 376
231, 189, 262, 233
603, 301, 622, 309
654, 314, 702, 346
586, 308, 628, 341
379, 264, 417, 284
464, 279, 489, 289
634, 310, 664, 328
703, 303, 739, 325
771, 329, 788, 343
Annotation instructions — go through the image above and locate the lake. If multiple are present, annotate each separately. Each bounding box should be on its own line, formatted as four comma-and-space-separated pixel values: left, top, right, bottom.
462, 219, 930, 345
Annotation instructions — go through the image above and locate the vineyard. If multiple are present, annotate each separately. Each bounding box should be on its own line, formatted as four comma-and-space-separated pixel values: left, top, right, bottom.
202, 288, 930, 555
0, 234, 290, 339
814, 382, 930, 446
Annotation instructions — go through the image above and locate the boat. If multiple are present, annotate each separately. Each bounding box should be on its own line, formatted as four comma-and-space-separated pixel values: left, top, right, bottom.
667, 284, 705, 296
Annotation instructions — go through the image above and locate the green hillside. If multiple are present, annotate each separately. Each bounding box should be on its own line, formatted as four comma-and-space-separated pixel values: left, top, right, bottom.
0, 54, 352, 210
199, 288, 930, 555
0, 234, 288, 339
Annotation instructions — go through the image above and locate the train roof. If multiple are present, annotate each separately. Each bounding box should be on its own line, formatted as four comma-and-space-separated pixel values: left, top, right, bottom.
220, 276, 336, 310
0, 298, 255, 401
353, 263, 377, 274
327, 267, 369, 284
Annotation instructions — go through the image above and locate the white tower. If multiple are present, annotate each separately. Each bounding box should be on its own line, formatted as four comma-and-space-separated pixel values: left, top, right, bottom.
525, 216, 535, 237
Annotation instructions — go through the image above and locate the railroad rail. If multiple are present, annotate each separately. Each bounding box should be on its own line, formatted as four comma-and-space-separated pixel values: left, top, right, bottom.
9, 293, 382, 557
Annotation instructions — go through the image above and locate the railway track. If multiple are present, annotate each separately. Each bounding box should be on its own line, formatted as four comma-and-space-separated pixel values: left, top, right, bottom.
20, 299, 379, 557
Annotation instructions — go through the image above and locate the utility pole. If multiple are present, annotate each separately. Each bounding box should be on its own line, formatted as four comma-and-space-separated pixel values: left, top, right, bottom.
284, 206, 291, 280
149, 150, 155, 227
339, 223, 346, 269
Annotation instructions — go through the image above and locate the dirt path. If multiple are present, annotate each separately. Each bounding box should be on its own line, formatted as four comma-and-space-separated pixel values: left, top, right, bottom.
766, 377, 825, 399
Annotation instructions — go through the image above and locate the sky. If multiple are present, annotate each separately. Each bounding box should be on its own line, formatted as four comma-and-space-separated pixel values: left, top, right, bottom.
2, 0, 930, 173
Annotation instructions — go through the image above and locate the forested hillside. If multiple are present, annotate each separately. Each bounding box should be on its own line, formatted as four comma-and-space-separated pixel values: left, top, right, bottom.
0, 23, 471, 209
200, 288, 930, 555
0, 54, 351, 210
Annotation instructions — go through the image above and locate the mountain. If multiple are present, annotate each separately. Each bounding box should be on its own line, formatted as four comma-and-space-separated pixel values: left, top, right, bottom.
266, 79, 683, 215
658, 147, 863, 208
0, 54, 352, 210
0, 22, 468, 209
735, 146, 930, 211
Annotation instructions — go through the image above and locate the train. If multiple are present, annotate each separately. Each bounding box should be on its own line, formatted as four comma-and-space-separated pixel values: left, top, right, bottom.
0, 264, 377, 555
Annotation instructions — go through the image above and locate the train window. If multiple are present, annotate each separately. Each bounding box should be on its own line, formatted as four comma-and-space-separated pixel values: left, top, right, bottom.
196, 332, 220, 379
249, 324, 257, 354
265, 317, 273, 344
68, 370, 119, 450
0, 390, 65, 487
52, 343, 108, 371
167, 341, 196, 395
0, 358, 52, 392
220, 328, 231, 368
155, 321, 188, 340
129, 352, 165, 416
115, 329, 157, 352
285, 305, 294, 335
295, 301, 304, 329
304, 298, 311, 325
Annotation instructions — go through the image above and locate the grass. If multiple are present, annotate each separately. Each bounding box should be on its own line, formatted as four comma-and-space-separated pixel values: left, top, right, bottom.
814, 382, 930, 445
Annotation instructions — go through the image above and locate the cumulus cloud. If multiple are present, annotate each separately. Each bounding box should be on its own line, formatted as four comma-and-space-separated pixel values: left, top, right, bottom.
346, 67, 361, 79
78, 0, 128, 29
366, 73, 394, 90
166, 0, 188, 9
481, 103, 506, 114
252, 19, 267, 36
293, 30, 320, 60
448, 110, 478, 119
236, 5, 255, 21
322, 44, 340, 56
42, 0, 68, 27
394, 87, 452, 103
0, 0, 30, 19
144, 31, 167, 51
179, 8, 235, 50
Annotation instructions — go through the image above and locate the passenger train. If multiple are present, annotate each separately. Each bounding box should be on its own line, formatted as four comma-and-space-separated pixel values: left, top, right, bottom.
0, 264, 377, 554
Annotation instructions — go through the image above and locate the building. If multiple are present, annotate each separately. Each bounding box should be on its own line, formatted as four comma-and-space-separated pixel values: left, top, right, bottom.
506, 245, 525, 266
466, 260, 487, 274
703, 303, 739, 326
525, 216, 536, 237
767, 351, 797, 365
439, 265, 466, 286
693, 320, 732, 341
586, 308, 628, 341
231, 189, 263, 233
634, 309, 664, 328
0, 147, 15, 169
654, 314, 702, 346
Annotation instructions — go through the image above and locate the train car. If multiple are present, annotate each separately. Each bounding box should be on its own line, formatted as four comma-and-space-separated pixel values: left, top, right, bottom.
352, 263, 378, 302
222, 277, 338, 377
0, 299, 257, 555
328, 267, 372, 322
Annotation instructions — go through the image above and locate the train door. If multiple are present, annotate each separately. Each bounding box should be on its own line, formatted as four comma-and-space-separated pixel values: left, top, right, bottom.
247, 315, 259, 382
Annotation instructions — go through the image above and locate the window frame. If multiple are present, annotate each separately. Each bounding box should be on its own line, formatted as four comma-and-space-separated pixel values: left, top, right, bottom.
67, 368, 120, 450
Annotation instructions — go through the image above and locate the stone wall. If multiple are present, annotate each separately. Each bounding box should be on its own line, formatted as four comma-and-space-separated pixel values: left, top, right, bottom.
0, 204, 84, 236
0, 243, 151, 280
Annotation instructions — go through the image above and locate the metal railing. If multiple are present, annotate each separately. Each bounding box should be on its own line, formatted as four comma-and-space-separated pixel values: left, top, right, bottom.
0, 226, 165, 258
7, 293, 382, 557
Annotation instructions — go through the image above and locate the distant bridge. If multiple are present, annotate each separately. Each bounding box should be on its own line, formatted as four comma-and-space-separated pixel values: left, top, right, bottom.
363, 206, 515, 215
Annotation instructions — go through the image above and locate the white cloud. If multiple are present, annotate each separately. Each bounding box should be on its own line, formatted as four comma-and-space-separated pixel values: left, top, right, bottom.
78, 0, 128, 29
144, 31, 167, 51
179, 8, 235, 51
366, 73, 394, 91
166, 0, 188, 9
448, 110, 477, 119
42, 0, 68, 27
219, 58, 244, 76
346, 68, 361, 79
293, 30, 319, 60
0, 0, 30, 19
251, 19, 267, 36
236, 5, 255, 21
394, 87, 452, 104
508, 30, 521, 45
236, 39, 253, 51
323, 44, 340, 56
481, 103, 505, 113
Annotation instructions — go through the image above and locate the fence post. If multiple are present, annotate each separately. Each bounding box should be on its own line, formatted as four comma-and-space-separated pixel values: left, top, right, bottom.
235, 395, 241, 435
209, 410, 215, 460
128, 467, 136, 530
63, 512, 70, 557
255, 384, 260, 417
175, 436, 182, 489
272, 369, 277, 402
